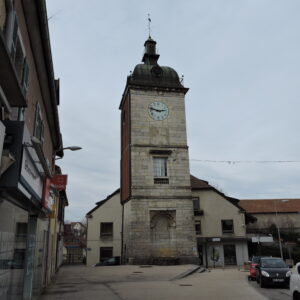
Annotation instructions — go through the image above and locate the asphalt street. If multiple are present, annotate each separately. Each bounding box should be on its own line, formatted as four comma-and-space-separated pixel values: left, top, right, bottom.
247, 278, 290, 300
39, 265, 290, 300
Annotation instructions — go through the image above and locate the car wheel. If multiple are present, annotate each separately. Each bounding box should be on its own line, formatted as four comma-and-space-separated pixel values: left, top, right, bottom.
293, 291, 300, 300
259, 277, 265, 288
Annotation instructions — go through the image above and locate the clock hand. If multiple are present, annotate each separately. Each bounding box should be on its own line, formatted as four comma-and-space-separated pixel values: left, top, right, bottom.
150, 108, 166, 112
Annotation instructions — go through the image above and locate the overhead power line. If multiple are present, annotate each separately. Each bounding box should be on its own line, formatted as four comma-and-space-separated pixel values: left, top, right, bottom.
190, 159, 300, 164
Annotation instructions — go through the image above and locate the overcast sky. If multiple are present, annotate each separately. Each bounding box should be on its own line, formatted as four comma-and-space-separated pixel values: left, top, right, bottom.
46, 0, 300, 221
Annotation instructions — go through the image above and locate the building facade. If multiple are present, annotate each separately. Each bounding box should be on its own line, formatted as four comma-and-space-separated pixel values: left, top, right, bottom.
86, 176, 253, 267
240, 199, 300, 234
120, 37, 198, 264
86, 189, 121, 266
0, 1, 67, 299
63, 222, 86, 265
191, 176, 250, 267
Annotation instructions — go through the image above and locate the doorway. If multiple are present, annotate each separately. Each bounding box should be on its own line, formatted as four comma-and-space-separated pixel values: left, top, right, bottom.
223, 244, 237, 265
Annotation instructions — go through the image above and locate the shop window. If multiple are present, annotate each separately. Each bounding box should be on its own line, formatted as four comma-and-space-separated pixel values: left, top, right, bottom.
34, 103, 44, 145
222, 220, 234, 233
100, 222, 113, 238
195, 221, 201, 235
100, 247, 113, 262
153, 157, 168, 184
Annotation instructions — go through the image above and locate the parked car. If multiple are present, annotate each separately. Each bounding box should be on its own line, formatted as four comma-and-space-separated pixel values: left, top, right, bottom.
290, 262, 300, 300
256, 257, 291, 288
248, 256, 271, 281
93, 256, 120, 267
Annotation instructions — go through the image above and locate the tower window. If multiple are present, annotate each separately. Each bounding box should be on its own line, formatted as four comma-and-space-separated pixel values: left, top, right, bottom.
153, 157, 168, 184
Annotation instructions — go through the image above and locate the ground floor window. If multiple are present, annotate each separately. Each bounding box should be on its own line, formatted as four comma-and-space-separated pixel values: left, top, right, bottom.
100, 247, 113, 262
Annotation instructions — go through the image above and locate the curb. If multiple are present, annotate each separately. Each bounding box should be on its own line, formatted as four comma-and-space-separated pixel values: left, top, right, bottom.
170, 265, 201, 281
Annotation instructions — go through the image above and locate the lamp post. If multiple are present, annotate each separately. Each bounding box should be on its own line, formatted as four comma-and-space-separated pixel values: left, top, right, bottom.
55, 146, 82, 160
274, 199, 289, 259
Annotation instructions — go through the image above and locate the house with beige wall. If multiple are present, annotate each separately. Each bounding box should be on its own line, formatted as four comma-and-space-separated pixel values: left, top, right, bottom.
190, 176, 252, 268
86, 189, 122, 266
86, 177, 254, 267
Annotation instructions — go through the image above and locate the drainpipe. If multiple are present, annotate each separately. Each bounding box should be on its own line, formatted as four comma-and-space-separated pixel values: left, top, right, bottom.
121, 203, 124, 264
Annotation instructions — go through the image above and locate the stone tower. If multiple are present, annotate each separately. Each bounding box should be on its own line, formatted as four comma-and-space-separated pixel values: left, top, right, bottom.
120, 37, 198, 264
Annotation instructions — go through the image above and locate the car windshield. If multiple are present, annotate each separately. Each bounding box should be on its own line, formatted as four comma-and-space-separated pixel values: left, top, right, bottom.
261, 259, 287, 268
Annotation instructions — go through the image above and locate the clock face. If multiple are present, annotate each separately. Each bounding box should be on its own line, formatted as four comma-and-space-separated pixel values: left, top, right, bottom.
148, 102, 169, 121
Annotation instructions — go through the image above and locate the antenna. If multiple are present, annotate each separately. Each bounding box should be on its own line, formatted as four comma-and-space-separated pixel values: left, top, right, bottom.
147, 13, 151, 38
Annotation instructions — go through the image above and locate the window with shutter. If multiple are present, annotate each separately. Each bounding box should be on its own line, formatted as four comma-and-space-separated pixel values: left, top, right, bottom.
21, 58, 29, 92
9, 12, 29, 94
10, 13, 18, 61
34, 103, 44, 145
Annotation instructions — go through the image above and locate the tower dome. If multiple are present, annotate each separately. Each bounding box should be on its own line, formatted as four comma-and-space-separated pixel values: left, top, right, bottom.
128, 38, 185, 89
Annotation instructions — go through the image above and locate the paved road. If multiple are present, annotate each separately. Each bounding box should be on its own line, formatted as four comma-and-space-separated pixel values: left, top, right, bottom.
248, 278, 291, 300
40, 265, 268, 300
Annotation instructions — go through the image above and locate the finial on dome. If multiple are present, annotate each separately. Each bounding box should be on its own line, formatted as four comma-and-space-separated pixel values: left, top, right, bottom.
147, 14, 152, 38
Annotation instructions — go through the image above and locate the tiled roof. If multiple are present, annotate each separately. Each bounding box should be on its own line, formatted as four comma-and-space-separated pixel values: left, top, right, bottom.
86, 188, 120, 216
190, 175, 212, 189
239, 199, 300, 213
190, 175, 248, 215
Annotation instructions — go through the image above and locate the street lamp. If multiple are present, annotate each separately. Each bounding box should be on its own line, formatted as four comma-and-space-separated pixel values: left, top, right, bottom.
55, 146, 82, 160
62, 146, 82, 151
274, 199, 289, 259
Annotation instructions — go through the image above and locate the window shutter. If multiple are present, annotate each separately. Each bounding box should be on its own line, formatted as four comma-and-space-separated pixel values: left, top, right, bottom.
10, 13, 18, 62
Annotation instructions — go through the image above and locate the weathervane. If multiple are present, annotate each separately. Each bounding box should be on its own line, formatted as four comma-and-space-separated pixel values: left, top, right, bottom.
147, 13, 151, 38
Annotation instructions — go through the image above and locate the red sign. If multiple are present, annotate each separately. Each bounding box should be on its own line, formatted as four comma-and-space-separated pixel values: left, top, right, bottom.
52, 174, 68, 191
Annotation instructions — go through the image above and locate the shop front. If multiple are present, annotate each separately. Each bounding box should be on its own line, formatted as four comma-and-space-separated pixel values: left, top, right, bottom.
0, 121, 52, 300
197, 237, 249, 268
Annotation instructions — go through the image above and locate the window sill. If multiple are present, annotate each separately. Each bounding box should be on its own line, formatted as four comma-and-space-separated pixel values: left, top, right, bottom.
154, 177, 169, 184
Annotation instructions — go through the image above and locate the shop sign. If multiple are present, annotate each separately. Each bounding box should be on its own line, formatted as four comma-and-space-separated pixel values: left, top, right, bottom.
42, 178, 55, 211
52, 174, 68, 191
20, 146, 43, 201
251, 236, 273, 243
212, 238, 221, 242
0, 121, 43, 203
0, 121, 25, 188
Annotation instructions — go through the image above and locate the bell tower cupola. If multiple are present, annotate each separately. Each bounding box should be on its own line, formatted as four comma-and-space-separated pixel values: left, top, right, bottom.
142, 37, 160, 65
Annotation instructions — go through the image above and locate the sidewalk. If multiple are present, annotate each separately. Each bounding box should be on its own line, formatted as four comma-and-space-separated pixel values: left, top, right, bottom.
40, 265, 268, 300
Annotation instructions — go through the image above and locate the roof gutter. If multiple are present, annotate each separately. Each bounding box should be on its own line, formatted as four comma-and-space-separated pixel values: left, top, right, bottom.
36, 0, 63, 156
22, 0, 63, 157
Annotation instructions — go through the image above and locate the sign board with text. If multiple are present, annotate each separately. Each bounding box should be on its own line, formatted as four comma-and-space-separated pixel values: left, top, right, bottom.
52, 175, 68, 191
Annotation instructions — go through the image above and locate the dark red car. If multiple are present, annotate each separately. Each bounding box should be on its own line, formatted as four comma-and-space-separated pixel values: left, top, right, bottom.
248, 256, 271, 280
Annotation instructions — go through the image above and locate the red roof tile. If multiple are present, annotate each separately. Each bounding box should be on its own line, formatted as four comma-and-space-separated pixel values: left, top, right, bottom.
239, 199, 300, 213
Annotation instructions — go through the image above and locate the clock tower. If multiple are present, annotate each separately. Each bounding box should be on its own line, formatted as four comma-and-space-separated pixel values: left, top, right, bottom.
120, 37, 198, 264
